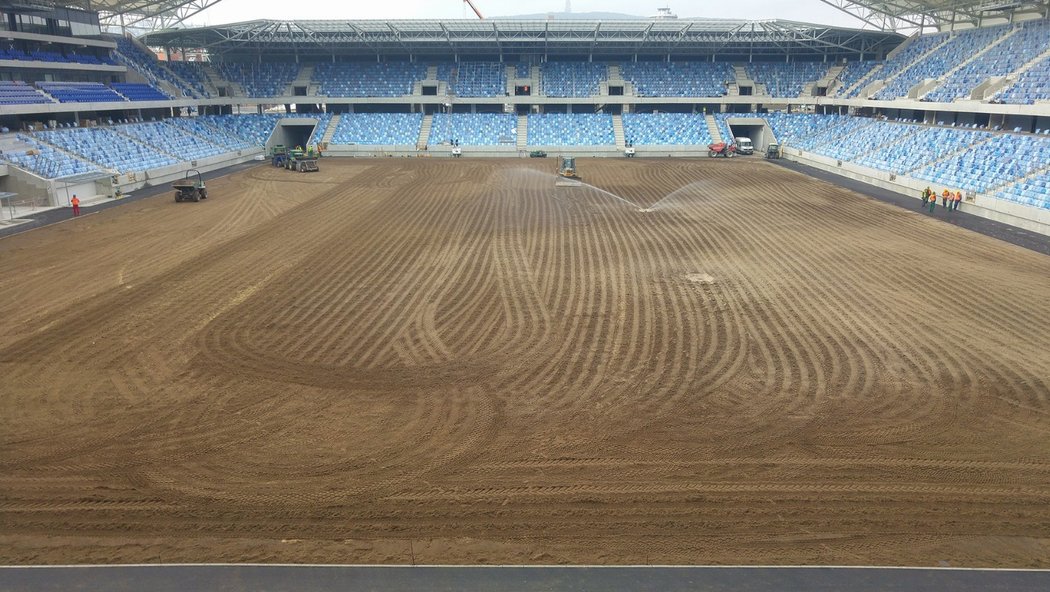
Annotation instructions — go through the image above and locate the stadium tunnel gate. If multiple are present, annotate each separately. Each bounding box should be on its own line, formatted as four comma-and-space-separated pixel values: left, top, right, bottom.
725, 118, 778, 153
268, 118, 320, 152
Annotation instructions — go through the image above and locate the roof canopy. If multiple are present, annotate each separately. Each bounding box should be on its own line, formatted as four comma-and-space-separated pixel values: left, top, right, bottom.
140, 19, 904, 61
818, 0, 1049, 31
11, 1, 227, 30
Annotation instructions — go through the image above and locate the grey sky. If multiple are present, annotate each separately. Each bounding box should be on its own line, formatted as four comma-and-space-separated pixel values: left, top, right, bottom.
186, 1, 862, 28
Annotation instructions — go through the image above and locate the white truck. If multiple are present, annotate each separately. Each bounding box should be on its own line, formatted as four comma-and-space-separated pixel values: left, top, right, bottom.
734, 136, 754, 155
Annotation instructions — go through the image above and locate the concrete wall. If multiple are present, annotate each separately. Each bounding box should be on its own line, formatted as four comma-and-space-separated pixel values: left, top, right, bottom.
111, 148, 265, 195
782, 146, 1050, 236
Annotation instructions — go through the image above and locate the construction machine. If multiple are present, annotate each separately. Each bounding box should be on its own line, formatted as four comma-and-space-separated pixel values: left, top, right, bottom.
558, 156, 580, 179
765, 143, 782, 159
271, 145, 288, 167
173, 169, 207, 202
284, 146, 319, 172
707, 142, 736, 158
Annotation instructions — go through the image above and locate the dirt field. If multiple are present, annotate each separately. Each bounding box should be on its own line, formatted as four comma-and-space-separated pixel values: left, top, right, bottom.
2, 158, 1050, 567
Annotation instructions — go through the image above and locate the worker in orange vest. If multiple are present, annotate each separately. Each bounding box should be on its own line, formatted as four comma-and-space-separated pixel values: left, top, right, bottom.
70, 194, 80, 217
942, 189, 951, 209
928, 191, 937, 213
954, 190, 963, 211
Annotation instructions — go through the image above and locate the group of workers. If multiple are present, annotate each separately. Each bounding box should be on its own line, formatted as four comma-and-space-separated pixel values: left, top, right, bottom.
920, 187, 963, 213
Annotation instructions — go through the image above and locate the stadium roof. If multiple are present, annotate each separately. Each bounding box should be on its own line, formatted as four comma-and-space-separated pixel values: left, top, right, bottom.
10, 0, 226, 30
819, 0, 1049, 31
140, 19, 904, 61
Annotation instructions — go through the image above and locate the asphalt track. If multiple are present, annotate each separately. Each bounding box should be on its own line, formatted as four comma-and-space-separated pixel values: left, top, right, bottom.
2, 565, 1049, 592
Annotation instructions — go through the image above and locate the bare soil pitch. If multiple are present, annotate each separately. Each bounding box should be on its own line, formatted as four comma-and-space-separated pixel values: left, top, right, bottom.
1, 158, 1049, 567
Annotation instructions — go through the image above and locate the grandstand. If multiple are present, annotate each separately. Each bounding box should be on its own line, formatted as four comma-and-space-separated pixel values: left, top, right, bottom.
6, 1, 1050, 585
0, 2, 1047, 228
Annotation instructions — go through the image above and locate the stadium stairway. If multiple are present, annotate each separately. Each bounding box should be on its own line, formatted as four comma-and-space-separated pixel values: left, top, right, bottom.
918, 27, 1019, 101
504, 64, 517, 95
203, 64, 242, 96
417, 114, 433, 150
322, 114, 341, 144
729, 65, 762, 96
612, 114, 626, 149
516, 115, 528, 150
815, 64, 845, 96
282, 65, 314, 96
705, 114, 722, 143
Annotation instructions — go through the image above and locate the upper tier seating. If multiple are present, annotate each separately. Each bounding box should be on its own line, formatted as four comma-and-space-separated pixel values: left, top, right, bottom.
37, 82, 125, 103
926, 19, 1050, 103
113, 36, 197, 98
35, 126, 180, 173
994, 53, 1050, 104
846, 32, 948, 98
329, 113, 423, 145
0, 81, 52, 105
314, 62, 426, 97
541, 62, 606, 97
746, 62, 831, 98
874, 26, 1007, 100
167, 118, 254, 151
198, 114, 281, 145
622, 113, 713, 146
215, 62, 299, 97
165, 61, 212, 98
112, 83, 169, 101
0, 46, 114, 65
1, 134, 100, 179
833, 60, 880, 96
620, 62, 731, 97
437, 62, 507, 97
117, 122, 227, 161
527, 113, 615, 146
428, 113, 516, 146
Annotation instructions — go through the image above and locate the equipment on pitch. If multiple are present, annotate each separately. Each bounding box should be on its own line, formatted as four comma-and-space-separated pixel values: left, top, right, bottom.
708, 142, 736, 158
284, 146, 320, 173
556, 156, 582, 187
766, 143, 782, 159
173, 169, 207, 202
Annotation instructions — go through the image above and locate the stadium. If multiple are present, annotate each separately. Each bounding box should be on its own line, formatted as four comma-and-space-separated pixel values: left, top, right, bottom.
1, 0, 1050, 589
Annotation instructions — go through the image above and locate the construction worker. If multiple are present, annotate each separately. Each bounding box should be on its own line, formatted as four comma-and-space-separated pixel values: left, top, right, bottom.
954, 190, 963, 211
921, 187, 931, 209
942, 189, 951, 209
928, 191, 937, 213
70, 194, 80, 217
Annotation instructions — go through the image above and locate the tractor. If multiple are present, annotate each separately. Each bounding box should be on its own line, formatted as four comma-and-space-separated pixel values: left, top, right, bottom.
765, 143, 782, 159
284, 147, 319, 173
173, 169, 207, 203
271, 145, 288, 168
529, 150, 547, 158
708, 142, 736, 158
558, 156, 580, 179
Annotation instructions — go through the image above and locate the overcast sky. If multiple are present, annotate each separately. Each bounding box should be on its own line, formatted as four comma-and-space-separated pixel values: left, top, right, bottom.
186, 1, 862, 28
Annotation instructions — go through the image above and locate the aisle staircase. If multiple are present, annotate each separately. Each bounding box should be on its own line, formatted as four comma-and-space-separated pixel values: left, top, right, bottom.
612, 114, 625, 149
517, 115, 528, 150
417, 114, 433, 150
322, 114, 341, 144
705, 114, 722, 143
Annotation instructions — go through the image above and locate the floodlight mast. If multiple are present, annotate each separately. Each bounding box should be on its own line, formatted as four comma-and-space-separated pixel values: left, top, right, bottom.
464, 0, 484, 19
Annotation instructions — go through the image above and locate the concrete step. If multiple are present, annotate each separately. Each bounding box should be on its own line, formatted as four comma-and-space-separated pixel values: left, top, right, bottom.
705, 114, 721, 144
417, 113, 433, 150
517, 114, 528, 150
612, 113, 625, 149
322, 114, 341, 144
